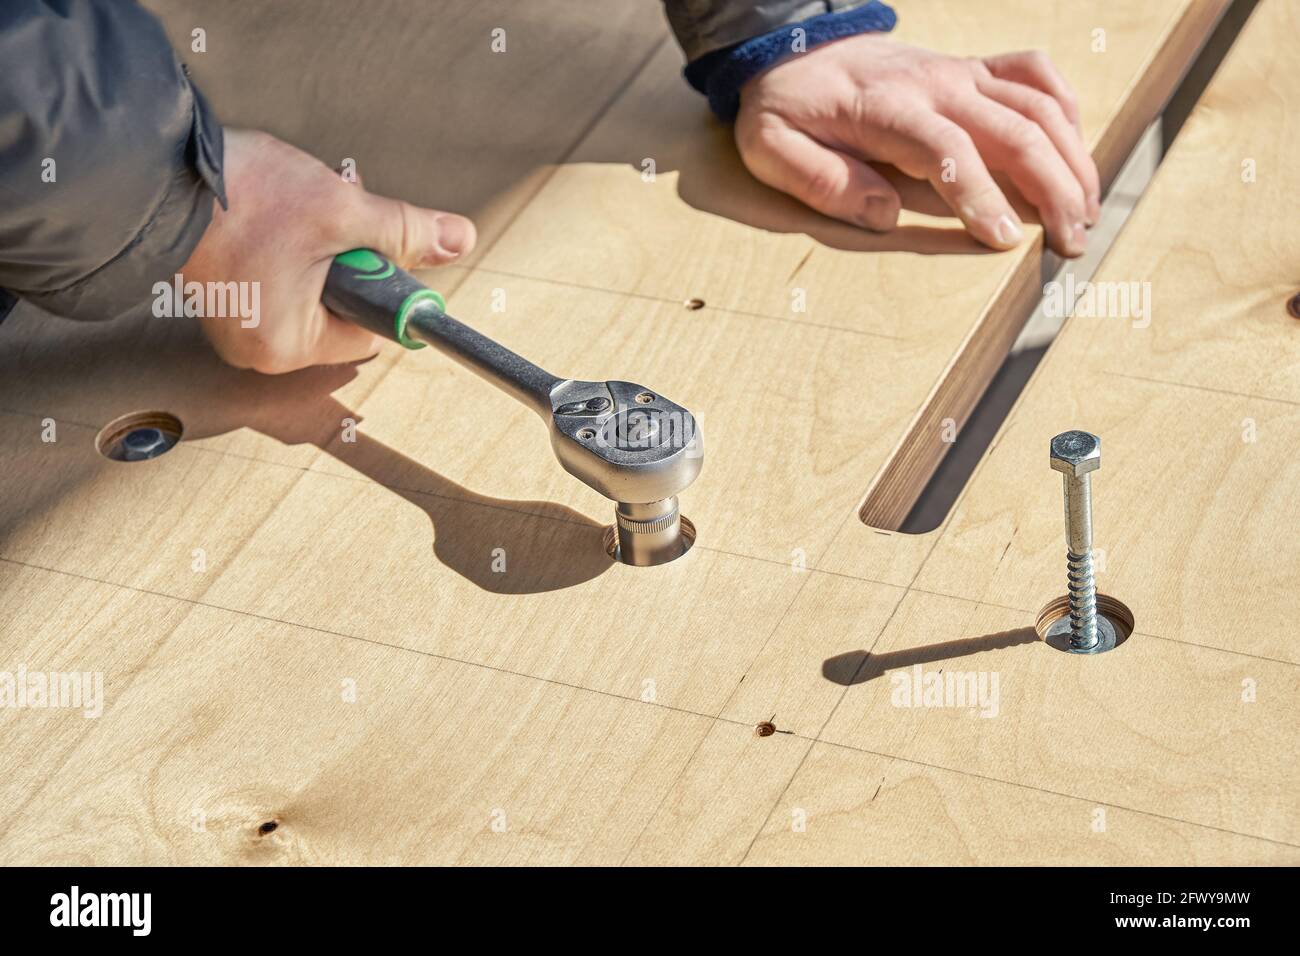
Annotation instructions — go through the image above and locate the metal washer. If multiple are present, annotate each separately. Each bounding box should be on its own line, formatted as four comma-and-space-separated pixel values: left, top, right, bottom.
1044, 612, 1121, 654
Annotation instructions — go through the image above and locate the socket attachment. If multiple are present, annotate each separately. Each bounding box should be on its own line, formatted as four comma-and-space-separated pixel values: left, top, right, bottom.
615, 497, 689, 566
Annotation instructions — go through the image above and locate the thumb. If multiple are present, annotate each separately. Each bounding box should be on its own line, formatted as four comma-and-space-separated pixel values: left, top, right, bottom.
345, 191, 478, 270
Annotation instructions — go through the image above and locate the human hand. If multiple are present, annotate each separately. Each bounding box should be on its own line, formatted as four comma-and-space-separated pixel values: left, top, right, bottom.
182, 129, 476, 374
735, 36, 1100, 256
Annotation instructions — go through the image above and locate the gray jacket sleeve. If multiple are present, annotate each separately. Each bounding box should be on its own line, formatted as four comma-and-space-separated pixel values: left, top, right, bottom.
663, 0, 870, 61
0, 0, 226, 323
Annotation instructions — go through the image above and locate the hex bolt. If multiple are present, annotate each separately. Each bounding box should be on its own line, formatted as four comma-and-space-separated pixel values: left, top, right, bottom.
121, 426, 169, 462
1049, 430, 1101, 651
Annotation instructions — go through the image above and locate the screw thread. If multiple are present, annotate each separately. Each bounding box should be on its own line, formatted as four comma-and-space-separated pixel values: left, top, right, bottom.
1066, 549, 1098, 649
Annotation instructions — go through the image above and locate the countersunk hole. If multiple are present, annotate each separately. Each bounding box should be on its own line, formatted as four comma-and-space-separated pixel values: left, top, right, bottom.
602, 515, 696, 563
1288, 292, 1300, 320
1035, 592, 1134, 653
257, 820, 279, 836
754, 720, 776, 737
684, 298, 705, 311
96, 410, 183, 462
577, 427, 596, 441
634, 392, 655, 404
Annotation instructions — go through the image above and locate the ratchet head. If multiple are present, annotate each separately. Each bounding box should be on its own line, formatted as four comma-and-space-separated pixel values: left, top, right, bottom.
548, 380, 702, 503
546, 380, 703, 565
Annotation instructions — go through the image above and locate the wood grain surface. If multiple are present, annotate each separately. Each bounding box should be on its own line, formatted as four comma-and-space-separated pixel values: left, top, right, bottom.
2, 0, 1280, 866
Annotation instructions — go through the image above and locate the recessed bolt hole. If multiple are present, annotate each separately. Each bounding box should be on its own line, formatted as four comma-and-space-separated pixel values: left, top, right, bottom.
257, 820, 278, 836
577, 427, 596, 441
684, 298, 705, 311
634, 392, 654, 405
754, 721, 776, 737
1035, 593, 1134, 654
96, 411, 183, 462
1287, 292, 1300, 320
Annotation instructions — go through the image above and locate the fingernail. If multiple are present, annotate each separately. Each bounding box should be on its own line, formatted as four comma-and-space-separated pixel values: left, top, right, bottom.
861, 195, 896, 231
1068, 222, 1088, 256
1086, 194, 1101, 226
425, 247, 460, 266
431, 214, 473, 259
995, 214, 1024, 247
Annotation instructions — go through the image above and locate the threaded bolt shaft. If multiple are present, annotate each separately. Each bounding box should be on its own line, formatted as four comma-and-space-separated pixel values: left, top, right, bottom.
1066, 548, 1098, 650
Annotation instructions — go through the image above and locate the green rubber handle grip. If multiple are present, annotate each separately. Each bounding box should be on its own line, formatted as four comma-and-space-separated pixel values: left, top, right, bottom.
322, 248, 446, 349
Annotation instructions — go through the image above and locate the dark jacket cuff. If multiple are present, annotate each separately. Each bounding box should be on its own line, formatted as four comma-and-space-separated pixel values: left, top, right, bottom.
9, 81, 226, 325
0, 0, 226, 325
685, 1, 897, 122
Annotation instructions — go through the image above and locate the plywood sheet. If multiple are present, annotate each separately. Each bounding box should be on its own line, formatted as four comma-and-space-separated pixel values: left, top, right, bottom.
746, 744, 1295, 866
0, 0, 1258, 865
0, 572, 714, 865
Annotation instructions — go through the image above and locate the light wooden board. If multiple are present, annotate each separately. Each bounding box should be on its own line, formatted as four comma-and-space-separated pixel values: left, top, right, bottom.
0, 0, 1273, 866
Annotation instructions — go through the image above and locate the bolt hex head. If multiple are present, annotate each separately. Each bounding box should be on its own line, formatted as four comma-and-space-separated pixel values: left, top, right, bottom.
121, 426, 170, 461
1050, 430, 1101, 477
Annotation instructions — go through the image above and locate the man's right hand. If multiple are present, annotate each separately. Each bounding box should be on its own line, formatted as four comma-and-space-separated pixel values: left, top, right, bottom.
183, 129, 476, 374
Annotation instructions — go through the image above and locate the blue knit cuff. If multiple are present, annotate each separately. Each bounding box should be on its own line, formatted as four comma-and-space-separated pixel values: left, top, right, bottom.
684, 2, 898, 122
